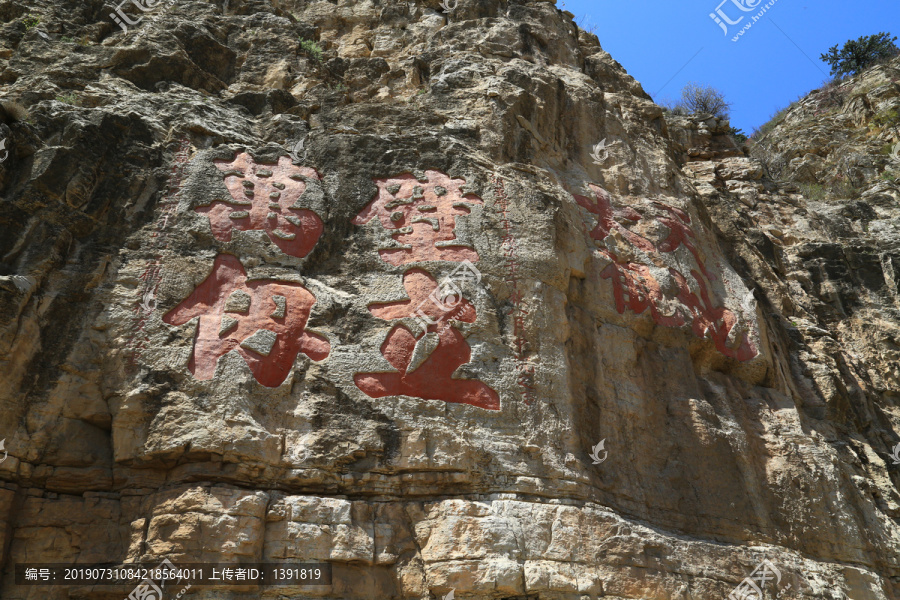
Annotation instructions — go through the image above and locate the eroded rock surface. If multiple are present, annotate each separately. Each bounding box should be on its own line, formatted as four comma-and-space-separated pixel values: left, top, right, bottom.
0, 1, 898, 599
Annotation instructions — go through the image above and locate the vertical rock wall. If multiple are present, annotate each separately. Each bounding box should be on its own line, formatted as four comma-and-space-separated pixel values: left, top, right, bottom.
0, 1, 897, 599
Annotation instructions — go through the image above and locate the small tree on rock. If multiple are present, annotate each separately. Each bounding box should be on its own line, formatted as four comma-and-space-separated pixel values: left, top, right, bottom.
679, 82, 731, 119
820, 32, 899, 78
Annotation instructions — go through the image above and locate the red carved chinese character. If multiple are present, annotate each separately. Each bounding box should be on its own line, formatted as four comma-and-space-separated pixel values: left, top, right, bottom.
575, 182, 757, 362
573, 184, 655, 253
196, 153, 324, 258
599, 257, 685, 327
652, 201, 715, 281
354, 269, 500, 410
353, 171, 482, 266
163, 254, 330, 387
671, 268, 757, 361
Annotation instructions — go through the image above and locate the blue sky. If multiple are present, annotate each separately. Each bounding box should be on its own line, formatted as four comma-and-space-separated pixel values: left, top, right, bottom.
559, 0, 900, 134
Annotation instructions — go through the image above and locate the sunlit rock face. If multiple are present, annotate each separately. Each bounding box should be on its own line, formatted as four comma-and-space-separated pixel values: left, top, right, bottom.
0, 1, 898, 599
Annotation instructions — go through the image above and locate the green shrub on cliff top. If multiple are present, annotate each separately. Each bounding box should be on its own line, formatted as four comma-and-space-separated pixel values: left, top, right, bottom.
820, 32, 899, 78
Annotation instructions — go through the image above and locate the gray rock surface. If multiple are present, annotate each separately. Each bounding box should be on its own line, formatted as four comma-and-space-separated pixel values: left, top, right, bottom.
0, 1, 898, 599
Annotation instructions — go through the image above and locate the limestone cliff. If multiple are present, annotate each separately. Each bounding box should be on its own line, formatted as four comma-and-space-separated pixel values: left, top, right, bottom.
0, 0, 898, 599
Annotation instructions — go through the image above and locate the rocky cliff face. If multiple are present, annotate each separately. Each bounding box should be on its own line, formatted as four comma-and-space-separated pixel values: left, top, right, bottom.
0, 1, 898, 599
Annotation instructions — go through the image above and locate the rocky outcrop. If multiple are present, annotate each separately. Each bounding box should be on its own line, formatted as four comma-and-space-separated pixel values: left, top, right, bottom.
753, 56, 900, 196
666, 113, 744, 162
0, 1, 898, 599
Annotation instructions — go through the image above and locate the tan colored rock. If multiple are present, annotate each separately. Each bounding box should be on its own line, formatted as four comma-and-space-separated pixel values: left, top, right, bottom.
0, 1, 898, 600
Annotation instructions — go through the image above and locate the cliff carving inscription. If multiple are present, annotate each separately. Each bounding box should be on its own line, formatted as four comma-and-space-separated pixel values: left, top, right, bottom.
163, 254, 330, 387
196, 153, 324, 258
575, 183, 757, 361
354, 269, 500, 410
352, 170, 481, 266
354, 171, 499, 409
